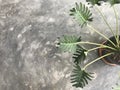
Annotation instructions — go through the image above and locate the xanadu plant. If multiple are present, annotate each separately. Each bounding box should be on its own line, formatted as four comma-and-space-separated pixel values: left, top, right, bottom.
57, 0, 120, 88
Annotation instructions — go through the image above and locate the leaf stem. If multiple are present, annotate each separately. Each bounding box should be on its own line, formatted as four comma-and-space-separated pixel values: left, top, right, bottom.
87, 47, 104, 52
61, 41, 116, 50
113, 5, 119, 47
83, 52, 113, 70
87, 24, 116, 47
94, 5, 119, 48
78, 41, 116, 50
95, 5, 116, 37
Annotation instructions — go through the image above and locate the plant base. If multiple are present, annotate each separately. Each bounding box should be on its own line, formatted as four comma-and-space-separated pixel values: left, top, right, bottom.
98, 36, 120, 66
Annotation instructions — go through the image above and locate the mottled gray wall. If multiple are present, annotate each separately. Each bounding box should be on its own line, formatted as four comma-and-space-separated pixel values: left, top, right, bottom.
0, 0, 120, 90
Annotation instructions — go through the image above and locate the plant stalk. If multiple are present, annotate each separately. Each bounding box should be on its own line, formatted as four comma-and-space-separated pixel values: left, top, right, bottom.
113, 6, 119, 47
87, 46, 105, 52
61, 41, 116, 50
94, 5, 118, 47
95, 5, 116, 37
83, 52, 113, 70
74, 3, 116, 48
78, 41, 116, 50
87, 24, 116, 47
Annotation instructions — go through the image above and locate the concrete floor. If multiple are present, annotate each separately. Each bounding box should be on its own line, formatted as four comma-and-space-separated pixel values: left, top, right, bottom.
0, 0, 120, 90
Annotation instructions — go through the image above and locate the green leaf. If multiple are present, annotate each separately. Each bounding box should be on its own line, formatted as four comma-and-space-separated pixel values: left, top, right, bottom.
71, 64, 93, 88
70, 2, 93, 27
86, 0, 100, 5
86, 0, 120, 6
72, 46, 87, 64
108, 0, 120, 5
58, 35, 81, 53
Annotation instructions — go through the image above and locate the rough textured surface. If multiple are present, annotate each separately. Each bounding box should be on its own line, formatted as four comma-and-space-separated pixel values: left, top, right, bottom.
0, 0, 120, 90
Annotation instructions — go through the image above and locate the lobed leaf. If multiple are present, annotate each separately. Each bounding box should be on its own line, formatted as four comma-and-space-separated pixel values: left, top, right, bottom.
71, 64, 93, 88
72, 46, 87, 64
58, 35, 81, 53
70, 2, 93, 27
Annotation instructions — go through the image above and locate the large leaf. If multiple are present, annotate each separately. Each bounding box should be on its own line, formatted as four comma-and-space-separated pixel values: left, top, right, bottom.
71, 64, 93, 88
72, 46, 87, 64
58, 35, 81, 53
70, 2, 93, 27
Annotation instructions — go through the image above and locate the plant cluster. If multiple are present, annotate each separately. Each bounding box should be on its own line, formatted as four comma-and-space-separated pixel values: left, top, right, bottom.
57, 0, 120, 88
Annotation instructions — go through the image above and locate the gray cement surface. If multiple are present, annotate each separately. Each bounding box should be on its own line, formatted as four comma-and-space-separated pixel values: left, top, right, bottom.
0, 0, 120, 90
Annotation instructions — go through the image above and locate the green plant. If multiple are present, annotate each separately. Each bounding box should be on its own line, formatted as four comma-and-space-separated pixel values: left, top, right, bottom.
57, 0, 120, 88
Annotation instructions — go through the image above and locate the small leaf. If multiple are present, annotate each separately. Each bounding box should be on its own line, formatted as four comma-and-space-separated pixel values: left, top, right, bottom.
58, 35, 81, 53
70, 2, 93, 27
71, 64, 93, 88
72, 46, 87, 64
